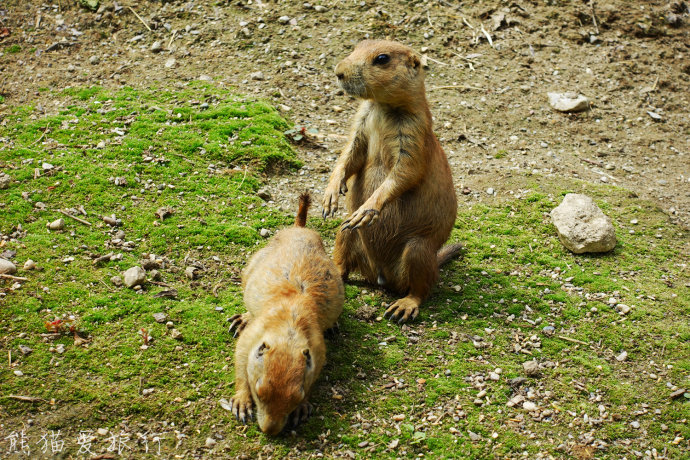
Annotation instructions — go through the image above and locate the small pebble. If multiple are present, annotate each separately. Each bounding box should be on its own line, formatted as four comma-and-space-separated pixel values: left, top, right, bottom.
523, 360, 540, 377
153, 312, 168, 323
523, 401, 538, 411
542, 325, 555, 335
47, 218, 65, 230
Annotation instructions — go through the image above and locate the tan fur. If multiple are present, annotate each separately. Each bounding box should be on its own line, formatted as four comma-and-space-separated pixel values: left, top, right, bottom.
323, 40, 460, 323
230, 194, 344, 435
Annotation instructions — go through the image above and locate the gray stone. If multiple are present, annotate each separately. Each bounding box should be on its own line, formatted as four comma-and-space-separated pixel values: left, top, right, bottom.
616, 350, 628, 362
18, 345, 33, 355
547, 92, 590, 113
550, 194, 617, 254
250, 71, 265, 81
123, 266, 146, 288
185, 266, 201, 280
171, 328, 183, 340
257, 188, 272, 201
0, 172, 11, 189
523, 360, 540, 377
110, 275, 123, 287
151, 41, 163, 52
153, 312, 167, 323
0, 258, 17, 275
23, 259, 36, 270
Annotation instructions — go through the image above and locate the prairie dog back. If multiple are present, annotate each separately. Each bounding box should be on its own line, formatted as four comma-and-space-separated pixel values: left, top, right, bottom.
230, 193, 344, 435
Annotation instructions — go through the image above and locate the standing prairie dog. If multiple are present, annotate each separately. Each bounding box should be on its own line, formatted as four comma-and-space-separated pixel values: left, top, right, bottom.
322, 40, 461, 323
229, 193, 344, 435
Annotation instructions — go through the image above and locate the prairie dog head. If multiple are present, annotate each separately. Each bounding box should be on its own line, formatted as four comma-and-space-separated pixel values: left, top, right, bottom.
334, 40, 424, 105
246, 331, 324, 435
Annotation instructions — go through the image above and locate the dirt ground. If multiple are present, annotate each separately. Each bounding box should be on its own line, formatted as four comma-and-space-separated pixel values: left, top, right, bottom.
1, 0, 688, 228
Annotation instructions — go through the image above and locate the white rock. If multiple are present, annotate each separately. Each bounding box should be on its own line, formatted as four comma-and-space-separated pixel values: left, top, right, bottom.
23, 259, 36, 270
647, 111, 662, 121
165, 57, 176, 68
616, 304, 631, 315
616, 351, 628, 362
547, 92, 590, 113
250, 71, 265, 81
205, 437, 216, 448
42, 162, 54, 170
259, 228, 271, 238
0, 258, 17, 274
550, 194, 617, 254
151, 41, 163, 52
523, 401, 538, 411
278, 15, 290, 24
123, 266, 146, 288
14, 370, 24, 377
47, 218, 65, 230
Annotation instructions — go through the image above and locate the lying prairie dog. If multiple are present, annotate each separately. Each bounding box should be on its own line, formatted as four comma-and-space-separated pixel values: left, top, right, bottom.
322, 39, 461, 323
229, 193, 344, 435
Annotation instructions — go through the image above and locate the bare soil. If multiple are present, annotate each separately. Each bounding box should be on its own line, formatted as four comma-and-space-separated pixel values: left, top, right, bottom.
1, 0, 689, 227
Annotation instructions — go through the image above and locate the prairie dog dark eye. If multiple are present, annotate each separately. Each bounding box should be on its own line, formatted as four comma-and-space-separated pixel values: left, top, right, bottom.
303, 349, 312, 368
373, 54, 390, 65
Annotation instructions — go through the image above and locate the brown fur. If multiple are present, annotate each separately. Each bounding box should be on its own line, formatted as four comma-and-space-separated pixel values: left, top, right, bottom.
322, 40, 460, 323
230, 193, 344, 435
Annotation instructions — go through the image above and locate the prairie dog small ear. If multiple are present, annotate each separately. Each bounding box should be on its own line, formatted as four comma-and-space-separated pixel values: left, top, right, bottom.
409, 53, 421, 70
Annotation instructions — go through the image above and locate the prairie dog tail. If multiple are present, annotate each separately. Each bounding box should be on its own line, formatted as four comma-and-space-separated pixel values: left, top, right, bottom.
437, 243, 463, 267
295, 192, 312, 227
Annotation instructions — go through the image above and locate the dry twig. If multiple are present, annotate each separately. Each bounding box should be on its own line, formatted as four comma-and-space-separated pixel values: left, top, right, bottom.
59, 209, 92, 226
128, 6, 152, 32
1, 274, 28, 281
558, 335, 589, 346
